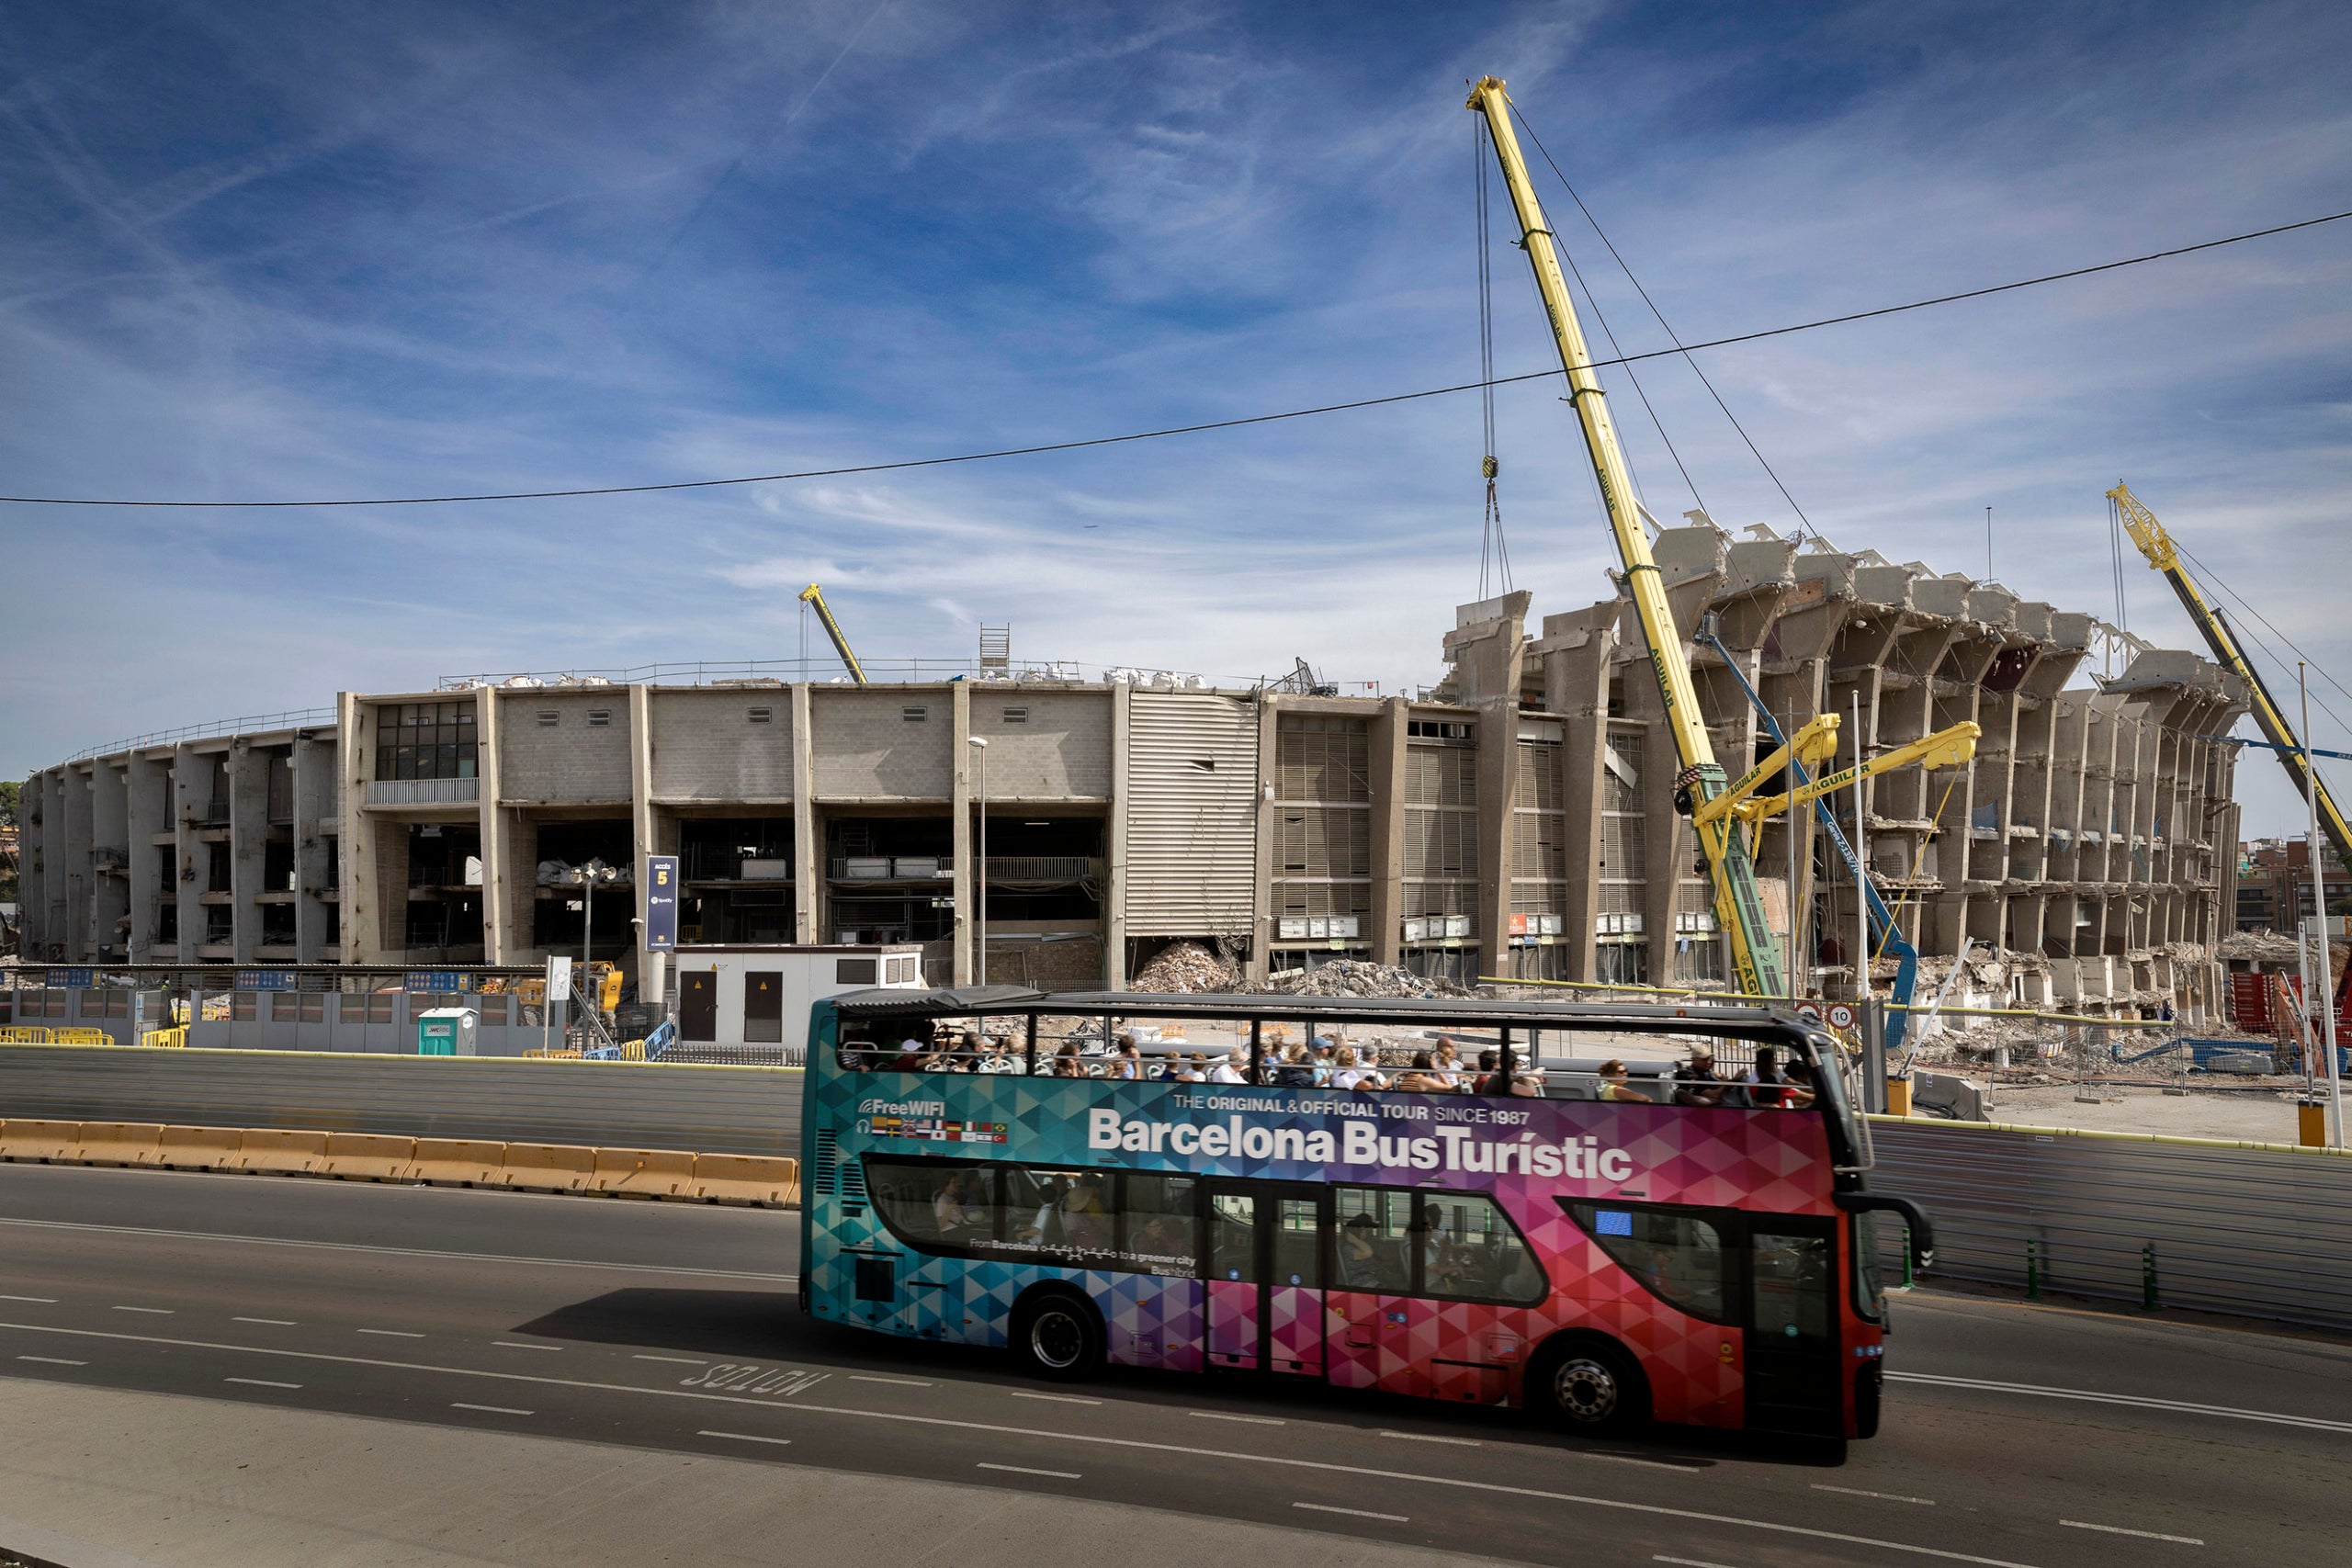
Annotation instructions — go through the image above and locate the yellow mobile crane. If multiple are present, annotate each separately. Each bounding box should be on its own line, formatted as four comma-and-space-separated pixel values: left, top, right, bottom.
1469, 77, 1980, 998
2110, 482, 2352, 870
797, 582, 868, 685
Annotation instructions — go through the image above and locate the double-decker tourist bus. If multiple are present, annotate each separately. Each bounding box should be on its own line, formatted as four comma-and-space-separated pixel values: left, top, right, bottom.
797, 986, 1930, 1439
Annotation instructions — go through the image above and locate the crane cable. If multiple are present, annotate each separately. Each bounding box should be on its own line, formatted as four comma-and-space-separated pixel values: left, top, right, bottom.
1474, 114, 1513, 599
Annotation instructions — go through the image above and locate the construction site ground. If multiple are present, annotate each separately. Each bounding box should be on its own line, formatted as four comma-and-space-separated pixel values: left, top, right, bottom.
1959, 1079, 2314, 1144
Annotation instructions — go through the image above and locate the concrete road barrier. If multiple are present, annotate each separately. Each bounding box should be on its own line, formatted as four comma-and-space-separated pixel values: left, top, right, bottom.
589, 1147, 695, 1200
0, 1120, 83, 1162
498, 1143, 596, 1194
400, 1138, 508, 1187
74, 1122, 164, 1168
321, 1133, 416, 1182
690, 1153, 799, 1208
232, 1128, 329, 1176
156, 1124, 243, 1170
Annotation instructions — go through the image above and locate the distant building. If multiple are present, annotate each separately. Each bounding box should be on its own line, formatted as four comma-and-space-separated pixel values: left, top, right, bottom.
17, 519, 2245, 1020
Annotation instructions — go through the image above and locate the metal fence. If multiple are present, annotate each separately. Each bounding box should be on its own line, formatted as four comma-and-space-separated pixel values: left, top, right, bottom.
0, 1045, 803, 1159
1871, 1118, 2352, 1332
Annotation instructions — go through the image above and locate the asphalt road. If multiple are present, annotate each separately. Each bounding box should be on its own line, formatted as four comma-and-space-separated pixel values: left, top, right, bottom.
0, 1162, 2345, 1568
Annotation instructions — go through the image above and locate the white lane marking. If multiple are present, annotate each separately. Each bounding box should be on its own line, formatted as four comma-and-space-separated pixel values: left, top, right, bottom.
0, 1320, 2052, 1568
0, 1295, 57, 1303
1008, 1391, 1098, 1404
1295, 1502, 1408, 1523
17, 1355, 85, 1366
225, 1377, 300, 1389
1588, 1453, 1703, 1471
2060, 1521, 2202, 1545
1192, 1411, 1284, 1426
1379, 1430, 1478, 1447
111, 1305, 171, 1314
0, 1215, 796, 1283
234, 1317, 296, 1325
1656, 1557, 1740, 1568
850, 1374, 933, 1387
1889, 1371, 2352, 1436
1815, 1483, 1934, 1506
494, 1341, 562, 1351
701, 1429, 793, 1447
356, 1328, 424, 1338
978, 1462, 1081, 1479
452, 1403, 534, 1416
634, 1354, 707, 1364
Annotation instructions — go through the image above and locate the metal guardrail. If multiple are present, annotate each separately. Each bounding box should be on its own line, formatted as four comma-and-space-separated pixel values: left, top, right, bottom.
1871, 1118, 2352, 1331
0, 1044, 804, 1159
63, 707, 340, 763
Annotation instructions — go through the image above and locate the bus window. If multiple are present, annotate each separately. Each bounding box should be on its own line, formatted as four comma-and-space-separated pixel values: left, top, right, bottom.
1209, 1193, 1258, 1283
1332, 1188, 1412, 1293
1567, 1203, 1730, 1323
1122, 1173, 1197, 1276
867, 1158, 996, 1247
1272, 1197, 1321, 1289
1752, 1229, 1834, 1347
1851, 1212, 1885, 1323
1421, 1192, 1546, 1304
1002, 1166, 1114, 1258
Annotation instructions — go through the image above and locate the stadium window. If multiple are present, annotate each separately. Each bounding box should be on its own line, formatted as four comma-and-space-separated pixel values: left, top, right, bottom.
374, 702, 479, 782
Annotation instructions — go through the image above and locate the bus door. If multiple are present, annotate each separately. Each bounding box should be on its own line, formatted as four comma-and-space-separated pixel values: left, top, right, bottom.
1203, 1180, 1328, 1375
1744, 1216, 1841, 1436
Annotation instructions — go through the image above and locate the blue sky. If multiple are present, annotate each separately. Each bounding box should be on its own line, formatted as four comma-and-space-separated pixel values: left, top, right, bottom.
3, 0, 2348, 834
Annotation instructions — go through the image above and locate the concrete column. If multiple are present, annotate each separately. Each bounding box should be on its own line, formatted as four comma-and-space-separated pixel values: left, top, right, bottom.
476, 686, 508, 964
1249, 696, 1278, 984
792, 683, 818, 944
1368, 697, 1408, 966
291, 730, 335, 963
628, 683, 662, 1005
952, 680, 974, 985
227, 739, 268, 964
1475, 697, 1518, 985
125, 751, 164, 963
170, 745, 203, 959
1106, 680, 1132, 987
338, 694, 380, 964
61, 767, 93, 962
91, 762, 129, 961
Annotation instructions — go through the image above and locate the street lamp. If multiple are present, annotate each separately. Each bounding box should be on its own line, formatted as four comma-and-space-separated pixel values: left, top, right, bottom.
565, 857, 621, 1017
967, 737, 989, 984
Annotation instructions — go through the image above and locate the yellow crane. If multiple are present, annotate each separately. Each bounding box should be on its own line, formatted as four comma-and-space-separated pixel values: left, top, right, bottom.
2111, 482, 2351, 868
797, 582, 868, 685
1469, 76, 1981, 998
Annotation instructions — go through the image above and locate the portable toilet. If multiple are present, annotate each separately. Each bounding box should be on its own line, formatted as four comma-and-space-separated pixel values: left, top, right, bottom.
415, 1007, 478, 1056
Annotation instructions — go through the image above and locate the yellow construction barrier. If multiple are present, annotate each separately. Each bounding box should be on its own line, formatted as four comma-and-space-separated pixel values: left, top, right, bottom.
139, 1026, 187, 1049
231, 1128, 329, 1176
74, 1122, 164, 1168
497, 1142, 596, 1193
0, 1026, 51, 1043
156, 1125, 242, 1171
589, 1146, 695, 1199
0, 1120, 82, 1162
689, 1153, 799, 1208
321, 1133, 417, 1182
399, 1137, 508, 1187
48, 1028, 109, 1045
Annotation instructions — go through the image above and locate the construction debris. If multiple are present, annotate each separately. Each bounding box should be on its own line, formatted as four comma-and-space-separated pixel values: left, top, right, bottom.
1261, 959, 1472, 999
2220, 929, 2304, 965
1130, 942, 1240, 994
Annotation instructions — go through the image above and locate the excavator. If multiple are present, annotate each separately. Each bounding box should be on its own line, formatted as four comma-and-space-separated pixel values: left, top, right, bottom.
1467, 77, 1977, 1009
798, 582, 868, 685
2110, 482, 2352, 870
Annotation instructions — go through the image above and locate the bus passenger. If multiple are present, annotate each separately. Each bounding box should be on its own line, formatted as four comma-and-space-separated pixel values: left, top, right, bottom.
1672, 1049, 1731, 1107
1509, 1071, 1546, 1097
1472, 1050, 1506, 1095
1178, 1052, 1210, 1084
1394, 1051, 1449, 1094
1337, 1214, 1385, 1289
888, 1029, 931, 1073
1114, 1039, 1143, 1080
1208, 1049, 1249, 1085
1310, 1039, 1339, 1087
1272, 1043, 1317, 1089
1430, 1036, 1464, 1088
1061, 1173, 1113, 1250
1780, 1057, 1818, 1109
1745, 1046, 1789, 1108
1597, 1058, 1652, 1102
1332, 1047, 1386, 1092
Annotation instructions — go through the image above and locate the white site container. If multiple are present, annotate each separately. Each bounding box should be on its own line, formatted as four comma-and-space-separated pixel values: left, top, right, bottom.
671, 944, 924, 1054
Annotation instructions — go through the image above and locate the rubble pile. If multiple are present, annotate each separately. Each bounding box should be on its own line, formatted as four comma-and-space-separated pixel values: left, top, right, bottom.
2220, 929, 2305, 965
1130, 942, 1240, 994
1262, 960, 1472, 999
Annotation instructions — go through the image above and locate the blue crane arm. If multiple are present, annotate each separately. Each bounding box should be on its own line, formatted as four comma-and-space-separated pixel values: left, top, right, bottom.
1696, 626, 1919, 1049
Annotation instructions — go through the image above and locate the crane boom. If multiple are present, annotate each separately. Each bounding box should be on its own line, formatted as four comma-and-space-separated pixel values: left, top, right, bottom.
1469, 76, 1785, 998
797, 582, 868, 685
2109, 482, 2351, 869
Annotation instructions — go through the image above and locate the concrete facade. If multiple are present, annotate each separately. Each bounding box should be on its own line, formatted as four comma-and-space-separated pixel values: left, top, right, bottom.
20, 527, 2245, 1018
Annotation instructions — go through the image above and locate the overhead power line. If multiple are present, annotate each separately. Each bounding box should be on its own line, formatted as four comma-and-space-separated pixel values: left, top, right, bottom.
3, 206, 2346, 511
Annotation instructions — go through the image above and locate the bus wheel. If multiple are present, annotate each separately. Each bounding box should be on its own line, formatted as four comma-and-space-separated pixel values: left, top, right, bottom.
1530, 1337, 1648, 1437
1012, 1291, 1102, 1382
